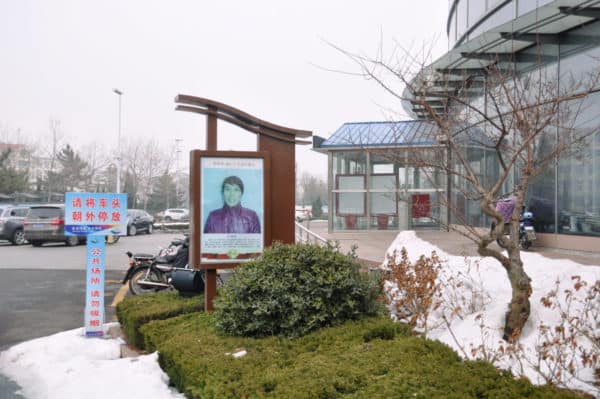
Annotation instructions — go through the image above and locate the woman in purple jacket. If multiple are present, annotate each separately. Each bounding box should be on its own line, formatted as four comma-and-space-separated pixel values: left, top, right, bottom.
203, 176, 261, 234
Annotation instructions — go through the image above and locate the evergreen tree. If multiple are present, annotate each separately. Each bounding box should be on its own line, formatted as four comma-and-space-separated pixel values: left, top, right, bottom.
56, 144, 89, 192
0, 149, 29, 194
147, 170, 176, 213
311, 196, 323, 219
41, 144, 90, 194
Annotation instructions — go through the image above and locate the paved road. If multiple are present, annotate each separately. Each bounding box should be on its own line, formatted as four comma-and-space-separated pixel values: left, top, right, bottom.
0, 231, 187, 270
0, 232, 187, 348
0, 232, 189, 397
0, 269, 124, 350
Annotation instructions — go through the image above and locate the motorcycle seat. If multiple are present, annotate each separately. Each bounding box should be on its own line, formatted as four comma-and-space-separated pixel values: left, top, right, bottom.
155, 256, 174, 264
133, 253, 155, 260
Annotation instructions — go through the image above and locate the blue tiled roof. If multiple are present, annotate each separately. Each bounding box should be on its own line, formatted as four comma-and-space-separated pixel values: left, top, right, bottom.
316, 120, 440, 149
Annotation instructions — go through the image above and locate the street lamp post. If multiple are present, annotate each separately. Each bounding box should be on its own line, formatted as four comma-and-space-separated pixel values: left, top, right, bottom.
113, 88, 123, 193
175, 138, 183, 207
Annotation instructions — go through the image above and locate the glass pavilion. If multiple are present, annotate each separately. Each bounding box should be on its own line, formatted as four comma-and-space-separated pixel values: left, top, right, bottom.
314, 121, 448, 232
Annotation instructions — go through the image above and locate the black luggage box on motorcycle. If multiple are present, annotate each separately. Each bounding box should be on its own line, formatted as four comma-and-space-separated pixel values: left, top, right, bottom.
171, 270, 203, 297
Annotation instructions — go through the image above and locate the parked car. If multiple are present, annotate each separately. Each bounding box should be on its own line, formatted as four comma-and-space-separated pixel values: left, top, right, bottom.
127, 209, 154, 236
23, 204, 84, 247
0, 204, 30, 245
163, 208, 189, 222
295, 206, 312, 222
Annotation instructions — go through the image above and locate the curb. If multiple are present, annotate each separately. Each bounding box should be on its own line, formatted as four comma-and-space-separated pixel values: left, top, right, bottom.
107, 325, 144, 358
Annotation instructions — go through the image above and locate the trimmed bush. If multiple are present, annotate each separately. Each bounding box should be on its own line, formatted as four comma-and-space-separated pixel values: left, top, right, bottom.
213, 242, 384, 338
116, 291, 203, 349
139, 312, 580, 399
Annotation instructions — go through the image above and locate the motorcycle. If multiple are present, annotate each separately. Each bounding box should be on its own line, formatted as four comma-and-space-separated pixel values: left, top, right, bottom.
519, 210, 537, 250
493, 210, 537, 250
122, 236, 222, 295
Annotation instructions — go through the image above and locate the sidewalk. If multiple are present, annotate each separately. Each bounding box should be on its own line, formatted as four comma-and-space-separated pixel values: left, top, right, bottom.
305, 220, 395, 265
305, 220, 599, 267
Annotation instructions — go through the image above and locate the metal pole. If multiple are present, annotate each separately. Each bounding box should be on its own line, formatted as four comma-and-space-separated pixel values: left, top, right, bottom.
175, 138, 182, 207
113, 89, 123, 193
446, 143, 452, 232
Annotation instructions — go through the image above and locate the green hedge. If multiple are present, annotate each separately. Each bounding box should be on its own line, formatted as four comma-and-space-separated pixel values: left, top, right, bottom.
140, 312, 580, 399
115, 291, 203, 349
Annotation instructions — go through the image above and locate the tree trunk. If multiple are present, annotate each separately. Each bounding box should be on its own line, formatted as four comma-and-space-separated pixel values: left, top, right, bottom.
502, 248, 532, 342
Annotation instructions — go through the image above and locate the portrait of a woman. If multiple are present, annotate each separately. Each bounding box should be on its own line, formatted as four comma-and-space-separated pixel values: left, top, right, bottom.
203, 175, 261, 234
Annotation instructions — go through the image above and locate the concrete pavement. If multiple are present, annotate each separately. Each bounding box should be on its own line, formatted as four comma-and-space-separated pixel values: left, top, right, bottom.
305, 220, 599, 266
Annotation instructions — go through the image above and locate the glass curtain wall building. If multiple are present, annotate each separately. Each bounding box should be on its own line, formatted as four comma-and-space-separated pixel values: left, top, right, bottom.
405, 0, 600, 249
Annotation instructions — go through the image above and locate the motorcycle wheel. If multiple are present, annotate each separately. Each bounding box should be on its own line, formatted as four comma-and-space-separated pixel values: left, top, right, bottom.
129, 267, 166, 295
520, 238, 532, 250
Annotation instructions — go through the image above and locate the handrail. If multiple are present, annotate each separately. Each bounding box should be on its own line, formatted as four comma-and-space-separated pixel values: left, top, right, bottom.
294, 221, 328, 246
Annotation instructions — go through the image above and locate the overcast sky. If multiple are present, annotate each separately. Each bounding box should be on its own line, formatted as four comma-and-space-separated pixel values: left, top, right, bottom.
0, 0, 447, 178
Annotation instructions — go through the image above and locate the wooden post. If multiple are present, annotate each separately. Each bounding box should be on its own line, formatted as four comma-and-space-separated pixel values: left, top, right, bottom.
258, 130, 295, 244
206, 106, 217, 151
204, 107, 218, 311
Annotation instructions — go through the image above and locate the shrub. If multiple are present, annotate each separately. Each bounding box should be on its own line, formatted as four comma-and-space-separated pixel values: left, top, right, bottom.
116, 291, 203, 349
138, 312, 579, 398
214, 242, 383, 338
384, 248, 441, 331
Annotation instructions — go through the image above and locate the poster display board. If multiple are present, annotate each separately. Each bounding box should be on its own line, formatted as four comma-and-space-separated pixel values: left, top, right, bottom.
335, 174, 366, 216
370, 192, 397, 215
370, 174, 397, 216
199, 154, 267, 264
411, 194, 431, 218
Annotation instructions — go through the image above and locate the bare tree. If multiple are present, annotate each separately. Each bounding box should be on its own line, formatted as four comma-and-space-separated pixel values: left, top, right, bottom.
122, 138, 173, 210
298, 171, 327, 207
138, 139, 172, 210
0, 123, 28, 145
333, 41, 600, 341
80, 142, 111, 192
43, 118, 68, 201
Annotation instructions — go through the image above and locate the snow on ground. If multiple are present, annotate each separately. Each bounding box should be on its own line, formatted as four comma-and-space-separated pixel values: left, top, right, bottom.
0, 231, 597, 398
384, 231, 600, 398
0, 323, 184, 399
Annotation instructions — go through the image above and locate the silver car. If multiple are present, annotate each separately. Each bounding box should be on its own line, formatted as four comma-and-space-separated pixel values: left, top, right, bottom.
0, 205, 30, 245
163, 208, 189, 222
24, 204, 83, 247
